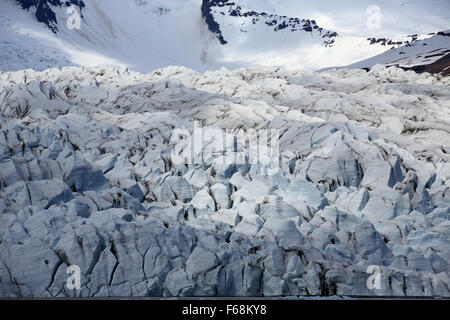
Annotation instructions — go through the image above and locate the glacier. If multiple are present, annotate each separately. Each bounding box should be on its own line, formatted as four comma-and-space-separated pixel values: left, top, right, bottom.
0, 64, 448, 297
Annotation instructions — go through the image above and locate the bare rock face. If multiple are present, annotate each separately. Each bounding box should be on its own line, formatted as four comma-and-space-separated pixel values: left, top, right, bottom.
0, 65, 449, 298
201, 0, 338, 46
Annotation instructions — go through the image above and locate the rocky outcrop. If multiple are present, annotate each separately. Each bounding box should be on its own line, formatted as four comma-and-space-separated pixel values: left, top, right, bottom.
15, 0, 85, 33
201, 0, 338, 46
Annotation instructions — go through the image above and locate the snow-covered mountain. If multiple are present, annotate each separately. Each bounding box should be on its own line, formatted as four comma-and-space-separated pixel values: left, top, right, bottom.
344, 31, 450, 76
202, 0, 340, 46
1, 0, 214, 72
1, 0, 449, 72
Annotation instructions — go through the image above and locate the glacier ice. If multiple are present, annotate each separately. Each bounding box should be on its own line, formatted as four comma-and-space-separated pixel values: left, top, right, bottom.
0, 65, 449, 297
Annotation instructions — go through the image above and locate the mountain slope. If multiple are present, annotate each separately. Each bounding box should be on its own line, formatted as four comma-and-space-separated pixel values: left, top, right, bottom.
1, 0, 216, 72
3, 0, 448, 73
0, 0, 446, 72
344, 31, 450, 74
